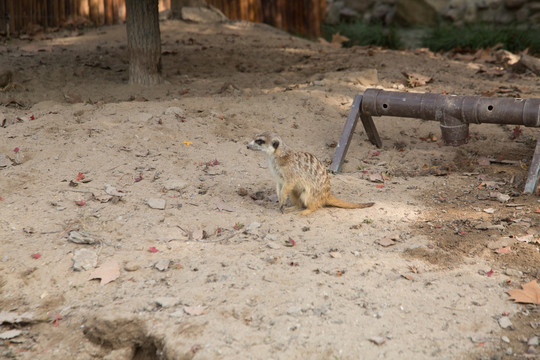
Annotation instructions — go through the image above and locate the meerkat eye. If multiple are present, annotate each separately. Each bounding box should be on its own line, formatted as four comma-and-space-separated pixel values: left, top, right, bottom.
272, 140, 279, 149
255, 139, 265, 145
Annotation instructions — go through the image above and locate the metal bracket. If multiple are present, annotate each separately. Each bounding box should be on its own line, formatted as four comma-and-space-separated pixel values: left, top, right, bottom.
330, 89, 540, 194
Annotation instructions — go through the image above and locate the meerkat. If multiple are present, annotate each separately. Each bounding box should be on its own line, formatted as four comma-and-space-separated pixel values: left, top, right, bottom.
247, 131, 374, 215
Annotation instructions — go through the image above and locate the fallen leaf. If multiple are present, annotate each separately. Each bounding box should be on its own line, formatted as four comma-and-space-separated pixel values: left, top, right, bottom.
329, 251, 341, 258
402, 71, 433, 87
285, 237, 296, 247
76, 172, 85, 181
75, 200, 86, 206
376, 184, 384, 189
31, 253, 41, 259
378, 237, 396, 247
183, 140, 193, 146
88, 262, 120, 285
148, 246, 159, 253
495, 246, 511, 254
508, 281, 540, 305
184, 305, 207, 316
486, 269, 494, 277
401, 274, 414, 281
330, 32, 349, 47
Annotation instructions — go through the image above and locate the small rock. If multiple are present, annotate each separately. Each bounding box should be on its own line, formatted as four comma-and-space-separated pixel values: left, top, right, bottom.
0, 329, 22, 340
329, 251, 342, 258
498, 316, 513, 329
528, 346, 538, 354
501, 336, 510, 343
124, 262, 140, 272
490, 192, 510, 203
237, 187, 248, 196
163, 180, 188, 192
483, 208, 496, 214
147, 198, 166, 210
68, 230, 97, 245
155, 297, 180, 308
286, 306, 303, 316
104, 184, 125, 197
0, 154, 9, 167
154, 259, 170, 271
267, 242, 281, 250
505, 348, 513, 355
72, 248, 98, 271
164, 107, 186, 117
368, 336, 386, 345
528, 336, 539, 346
0, 70, 13, 88
264, 234, 278, 241
245, 222, 261, 234
505, 268, 523, 277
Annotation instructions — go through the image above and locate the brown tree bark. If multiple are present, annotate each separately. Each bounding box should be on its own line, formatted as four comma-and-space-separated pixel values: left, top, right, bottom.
125, 0, 162, 85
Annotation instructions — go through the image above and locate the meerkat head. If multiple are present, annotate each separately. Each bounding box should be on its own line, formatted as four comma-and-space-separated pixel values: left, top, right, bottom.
247, 132, 282, 155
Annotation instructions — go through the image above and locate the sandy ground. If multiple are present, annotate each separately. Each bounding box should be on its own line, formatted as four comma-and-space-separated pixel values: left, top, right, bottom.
1, 19, 540, 360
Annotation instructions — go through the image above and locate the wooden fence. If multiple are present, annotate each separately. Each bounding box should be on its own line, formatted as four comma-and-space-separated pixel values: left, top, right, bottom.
0, 0, 325, 37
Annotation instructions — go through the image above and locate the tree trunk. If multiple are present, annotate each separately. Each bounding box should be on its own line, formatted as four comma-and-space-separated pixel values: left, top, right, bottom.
125, 0, 162, 85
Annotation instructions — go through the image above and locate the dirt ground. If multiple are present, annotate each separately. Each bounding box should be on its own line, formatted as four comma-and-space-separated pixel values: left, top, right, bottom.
1, 19, 540, 360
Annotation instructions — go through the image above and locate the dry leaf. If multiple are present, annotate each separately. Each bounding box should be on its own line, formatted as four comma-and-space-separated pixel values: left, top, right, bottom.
329, 251, 342, 259
495, 246, 511, 254
401, 274, 414, 281
184, 305, 208, 316
378, 236, 396, 247
508, 281, 540, 305
330, 32, 349, 47
402, 71, 433, 87
89, 262, 120, 285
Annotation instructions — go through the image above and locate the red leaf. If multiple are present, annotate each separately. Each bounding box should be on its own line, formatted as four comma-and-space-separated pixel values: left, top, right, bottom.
76, 172, 85, 181
13, 147, 19, 153
376, 184, 384, 189
75, 200, 86, 206
535, 209, 540, 214
486, 269, 494, 277
30, 114, 35, 121
285, 237, 295, 247
31, 253, 41, 259
148, 246, 159, 253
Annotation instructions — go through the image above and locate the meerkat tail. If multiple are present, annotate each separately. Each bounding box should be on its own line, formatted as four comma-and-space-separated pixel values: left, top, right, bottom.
325, 194, 374, 209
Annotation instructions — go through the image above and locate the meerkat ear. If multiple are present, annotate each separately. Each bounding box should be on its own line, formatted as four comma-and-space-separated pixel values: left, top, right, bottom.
272, 140, 280, 149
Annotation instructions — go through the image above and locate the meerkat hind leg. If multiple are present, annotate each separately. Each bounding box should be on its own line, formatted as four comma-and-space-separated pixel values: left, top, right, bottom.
278, 181, 295, 213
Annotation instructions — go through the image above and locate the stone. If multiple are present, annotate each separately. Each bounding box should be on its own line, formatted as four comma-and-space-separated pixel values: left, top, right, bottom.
355, 69, 378, 86
124, 262, 140, 272
163, 180, 188, 192
164, 106, 186, 117
0, 329, 22, 340
286, 306, 303, 316
498, 316, 513, 329
147, 198, 166, 210
181, 6, 227, 23
528, 336, 539, 346
68, 230, 97, 245
72, 248, 98, 271
0, 70, 13, 88
155, 297, 180, 308
0, 154, 10, 167
154, 259, 170, 272
245, 222, 261, 235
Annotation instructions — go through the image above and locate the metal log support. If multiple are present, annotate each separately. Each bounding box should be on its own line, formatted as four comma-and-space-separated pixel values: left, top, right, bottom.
330, 89, 540, 194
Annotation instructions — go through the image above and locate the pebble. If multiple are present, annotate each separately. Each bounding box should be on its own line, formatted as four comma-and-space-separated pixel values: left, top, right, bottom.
124, 262, 140, 272
0, 154, 9, 167
68, 230, 97, 245
163, 179, 188, 192
164, 106, 186, 117
504, 268, 523, 277
245, 222, 261, 234
528, 336, 539, 346
498, 316, 513, 329
72, 248, 98, 271
0, 329, 22, 340
154, 259, 170, 271
286, 306, 303, 316
501, 336, 510, 343
155, 297, 180, 308
267, 242, 281, 250
147, 198, 166, 210
368, 336, 386, 345
264, 234, 278, 241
